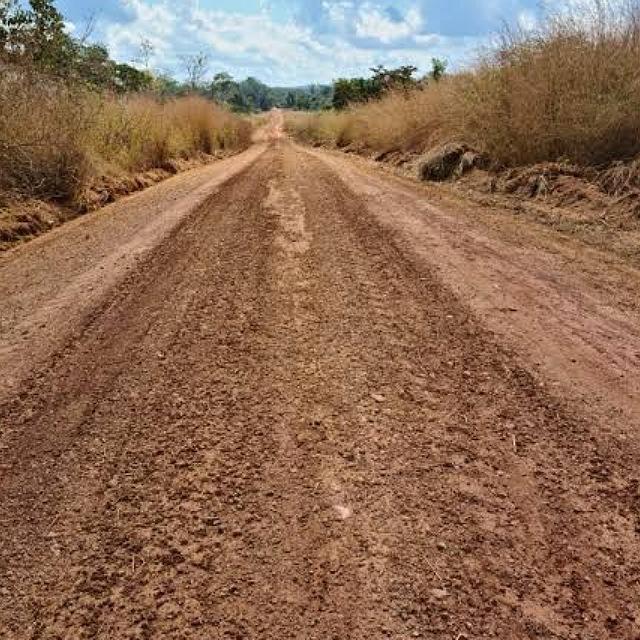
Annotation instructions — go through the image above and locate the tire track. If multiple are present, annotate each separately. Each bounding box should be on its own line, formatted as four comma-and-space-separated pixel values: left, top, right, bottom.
0, 140, 638, 639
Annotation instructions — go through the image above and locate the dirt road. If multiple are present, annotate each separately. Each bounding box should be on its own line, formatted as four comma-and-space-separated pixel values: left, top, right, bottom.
1, 135, 639, 639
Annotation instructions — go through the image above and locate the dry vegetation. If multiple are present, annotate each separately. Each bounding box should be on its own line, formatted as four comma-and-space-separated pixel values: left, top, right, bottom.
0, 68, 251, 207
0, 66, 252, 249
92, 94, 251, 174
288, 0, 640, 169
286, 1, 640, 262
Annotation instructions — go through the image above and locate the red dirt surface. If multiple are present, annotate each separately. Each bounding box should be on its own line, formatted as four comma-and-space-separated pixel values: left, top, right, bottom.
1, 132, 639, 639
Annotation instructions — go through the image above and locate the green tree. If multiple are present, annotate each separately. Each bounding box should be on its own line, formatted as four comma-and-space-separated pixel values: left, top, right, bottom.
115, 63, 153, 93
0, 0, 28, 58
153, 73, 182, 96
332, 77, 377, 109
430, 57, 447, 82
75, 43, 115, 88
370, 64, 418, 90
332, 65, 419, 109
285, 91, 296, 108
210, 72, 240, 104
239, 77, 272, 112
0, 0, 75, 75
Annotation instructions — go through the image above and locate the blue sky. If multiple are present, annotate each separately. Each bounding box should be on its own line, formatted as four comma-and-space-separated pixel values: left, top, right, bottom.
56, 0, 546, 85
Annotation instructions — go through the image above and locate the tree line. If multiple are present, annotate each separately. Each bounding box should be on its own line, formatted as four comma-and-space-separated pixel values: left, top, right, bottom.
1, 0, 446, 113
187, 65, 333, 112
332, 60, 447, 110
0, 0, 334, 111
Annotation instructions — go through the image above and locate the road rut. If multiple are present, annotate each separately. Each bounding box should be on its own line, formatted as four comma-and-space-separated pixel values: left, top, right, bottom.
1, 140, 639, 639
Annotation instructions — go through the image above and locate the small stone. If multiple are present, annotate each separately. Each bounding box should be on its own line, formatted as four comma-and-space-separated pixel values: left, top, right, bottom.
371, 393, 386, 403
436, 541, 447, 551
430, 588, 449, 600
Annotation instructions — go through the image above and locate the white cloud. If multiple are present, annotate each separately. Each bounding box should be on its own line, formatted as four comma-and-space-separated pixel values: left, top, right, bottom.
517, 9, 538, 31
95, 0, 485, 85
355, 5, 423, 43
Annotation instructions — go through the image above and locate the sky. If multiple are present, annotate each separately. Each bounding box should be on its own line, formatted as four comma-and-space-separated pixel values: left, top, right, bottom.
56, 0, 549, 85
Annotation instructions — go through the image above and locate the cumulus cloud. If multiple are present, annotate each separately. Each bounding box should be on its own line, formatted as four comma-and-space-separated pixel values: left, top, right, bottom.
354, 4, 423, 44
83, 0, 535, 85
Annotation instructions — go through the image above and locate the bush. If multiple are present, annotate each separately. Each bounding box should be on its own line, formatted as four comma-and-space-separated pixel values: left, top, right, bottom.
0, 68, 93, 200
0, 66, 252, 202
284, 110, 355, 147
91, 95, 252, 173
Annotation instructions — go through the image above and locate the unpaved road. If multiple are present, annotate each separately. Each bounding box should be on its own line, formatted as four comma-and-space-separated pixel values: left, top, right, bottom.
1, 134, 639, 639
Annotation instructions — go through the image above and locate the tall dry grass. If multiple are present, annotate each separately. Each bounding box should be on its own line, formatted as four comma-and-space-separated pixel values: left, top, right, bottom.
461, 0, 640, 165
0, 67, 252, 204
91, 95, 251, 173
286, 80, 459, 152
0, 68, 94, 201
288, 0, 640, 168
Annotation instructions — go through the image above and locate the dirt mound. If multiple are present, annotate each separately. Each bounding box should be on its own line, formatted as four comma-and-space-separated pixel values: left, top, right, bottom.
416, 143, 487, 181
483, 161, 640, 219
389, 141, 640, 221
0, 153, 229, 252
79, 154, 221, 212
367, 141, 640, 254
0, 198, 72, 250
598, 159, 640, 203
329, 138, 640, 263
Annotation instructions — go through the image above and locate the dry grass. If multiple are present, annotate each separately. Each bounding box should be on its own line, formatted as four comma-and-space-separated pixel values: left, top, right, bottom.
0, 67, 252, 204
287, 0, 640, 168
92, 95, 251, 174
0, 68, 94, 201
460, 0, 640, 165
285, 110, 358, 148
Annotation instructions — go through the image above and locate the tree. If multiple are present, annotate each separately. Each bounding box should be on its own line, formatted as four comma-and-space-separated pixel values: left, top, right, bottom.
153, 73, 182, 96
370, 64, 418, 90
75, 43, 115, 88
332, 76, 379, 109
115, 63, 153, 93
180, 51, 209, 90
430, 57, 447, 82
0, 0, 75, 75
210, 72, 240, 104
332, 65, 420, 109
239, 77, 272, 111
285, 91, 296, 108
135, 37, 154, 71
